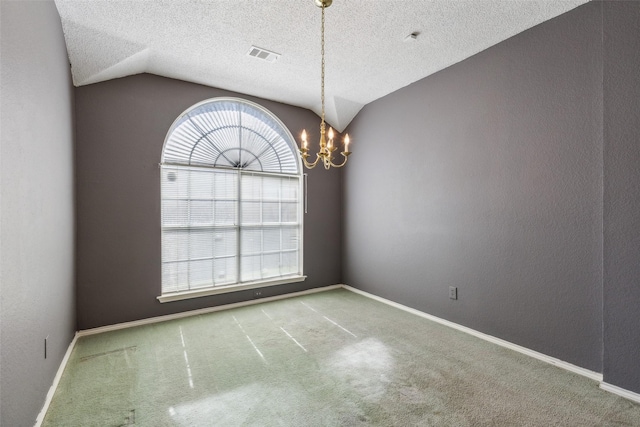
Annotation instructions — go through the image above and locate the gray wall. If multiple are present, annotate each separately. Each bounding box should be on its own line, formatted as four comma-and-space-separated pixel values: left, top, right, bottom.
602, 1, 640, 394
0, 1, 76, 426
75, 74, 342, 330
344, 2, 604, 373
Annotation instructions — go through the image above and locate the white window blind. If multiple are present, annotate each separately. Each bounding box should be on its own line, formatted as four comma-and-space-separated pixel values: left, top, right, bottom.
160, 98, 302, 297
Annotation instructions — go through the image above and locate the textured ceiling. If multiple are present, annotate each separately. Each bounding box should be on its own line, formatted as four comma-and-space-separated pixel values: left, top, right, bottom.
54, 0, 588, 132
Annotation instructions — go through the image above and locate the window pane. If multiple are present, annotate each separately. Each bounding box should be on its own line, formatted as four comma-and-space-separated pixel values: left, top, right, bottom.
263, 176, 280, 199
215, 200, 235, 225
241, 229, 261, 255
241, 201, 261, 224
263, 202, 279, 223
213, 229, 237, 257
162, 261, 190, 293
281, 178, 298, 200
162, 229, 189, 262
263, 228, 280, 252
241, 174, 262, 199
189, 259, 214, 288
281, 252, 299, 276
162, 199, 189, 227
214, 256, 237, 284
162, 167, 189, 199
262, 253, 280, 278
189, 169, 214, 199
282, 227, 299, 251
214, 171, 237, 199
189, 229, 214, 259
190, 200, 213, 225
281, 202, 298, 223
240, 255, 261, 282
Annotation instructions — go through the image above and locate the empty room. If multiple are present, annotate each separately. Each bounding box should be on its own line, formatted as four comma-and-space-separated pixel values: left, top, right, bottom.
1, 0, 639, 425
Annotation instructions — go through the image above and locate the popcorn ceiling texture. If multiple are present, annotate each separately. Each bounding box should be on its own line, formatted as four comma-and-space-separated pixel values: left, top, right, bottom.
54, 0, 587, 131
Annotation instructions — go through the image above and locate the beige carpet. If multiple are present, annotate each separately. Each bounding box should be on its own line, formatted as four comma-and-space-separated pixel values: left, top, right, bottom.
43, 288, 640, 426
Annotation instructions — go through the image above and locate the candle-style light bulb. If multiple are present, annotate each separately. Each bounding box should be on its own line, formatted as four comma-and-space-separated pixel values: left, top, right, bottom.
327, 127, 334, 150
301, 129, 308, 149
344, 134, 350, 152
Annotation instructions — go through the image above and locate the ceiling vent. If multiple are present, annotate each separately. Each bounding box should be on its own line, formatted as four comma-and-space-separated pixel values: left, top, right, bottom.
247, 46, 280, 63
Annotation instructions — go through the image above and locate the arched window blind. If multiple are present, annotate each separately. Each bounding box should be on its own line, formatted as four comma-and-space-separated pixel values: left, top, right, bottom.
160, 98, 303, 299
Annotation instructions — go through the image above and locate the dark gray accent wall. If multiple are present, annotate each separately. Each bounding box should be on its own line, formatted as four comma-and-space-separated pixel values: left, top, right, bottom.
75, 74, 342, 330
344, 3, 604, 372
603, 1, 640, 394
0, 1, 76, 426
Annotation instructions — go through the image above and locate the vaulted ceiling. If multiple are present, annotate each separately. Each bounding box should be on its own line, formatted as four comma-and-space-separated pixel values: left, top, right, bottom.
54, 0, 588, 131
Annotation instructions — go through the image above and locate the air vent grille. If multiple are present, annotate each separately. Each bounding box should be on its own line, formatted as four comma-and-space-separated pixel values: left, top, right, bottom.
247, 46, 280, 63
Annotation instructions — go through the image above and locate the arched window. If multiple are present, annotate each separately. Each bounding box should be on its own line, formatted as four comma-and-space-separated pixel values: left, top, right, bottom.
159, 98, 304, 301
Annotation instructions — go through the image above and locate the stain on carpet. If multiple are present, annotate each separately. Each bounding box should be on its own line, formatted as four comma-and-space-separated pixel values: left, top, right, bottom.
79, 346, 137, 362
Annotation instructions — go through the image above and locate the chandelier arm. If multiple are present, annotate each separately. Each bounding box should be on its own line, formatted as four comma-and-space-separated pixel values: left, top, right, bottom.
326, 151, 351, 168
302, 152, 322, 169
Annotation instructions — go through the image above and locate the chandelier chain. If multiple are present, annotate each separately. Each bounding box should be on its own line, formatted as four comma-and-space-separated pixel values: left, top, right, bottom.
321, 3, 326, 125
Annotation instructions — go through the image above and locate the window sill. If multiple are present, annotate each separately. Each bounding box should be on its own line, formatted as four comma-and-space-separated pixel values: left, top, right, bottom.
157, 275, 307, 303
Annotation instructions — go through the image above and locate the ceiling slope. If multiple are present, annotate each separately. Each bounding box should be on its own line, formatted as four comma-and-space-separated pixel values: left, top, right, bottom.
55, 0, 589, 131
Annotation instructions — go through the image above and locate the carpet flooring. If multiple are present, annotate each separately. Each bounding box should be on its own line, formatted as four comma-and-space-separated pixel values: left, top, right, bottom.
42, 288, 640, 426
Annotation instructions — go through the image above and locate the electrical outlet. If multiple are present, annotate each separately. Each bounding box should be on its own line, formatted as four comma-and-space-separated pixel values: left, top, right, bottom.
449, 286, 458, 300
253, 290, 263, 298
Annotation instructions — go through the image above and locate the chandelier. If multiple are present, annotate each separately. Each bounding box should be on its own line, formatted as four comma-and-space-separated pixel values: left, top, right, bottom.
299, 0, 351, 170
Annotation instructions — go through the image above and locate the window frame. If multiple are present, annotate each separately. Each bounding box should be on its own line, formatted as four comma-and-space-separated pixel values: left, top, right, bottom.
158, 98, 305, 303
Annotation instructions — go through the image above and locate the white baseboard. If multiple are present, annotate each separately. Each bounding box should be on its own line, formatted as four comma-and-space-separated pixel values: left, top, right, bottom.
34, 332, 79, 427
600, 382, 640, 404
78, 284, 342, 337
35, 283, 640, 426
341, 285, 603, 382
